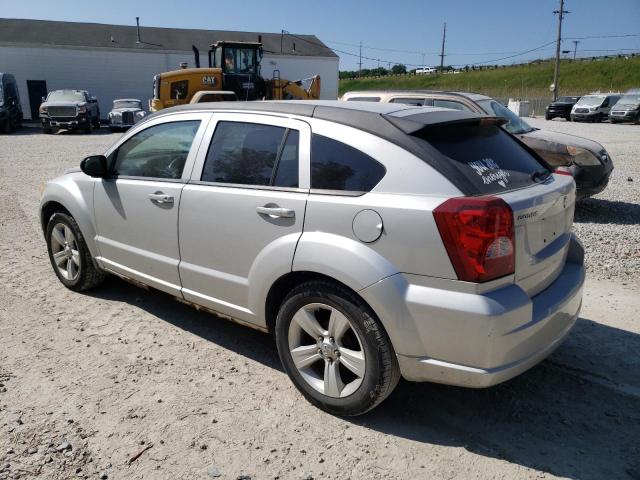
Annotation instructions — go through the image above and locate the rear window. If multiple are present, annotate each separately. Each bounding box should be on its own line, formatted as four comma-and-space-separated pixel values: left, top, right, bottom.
414, 123, 548, 194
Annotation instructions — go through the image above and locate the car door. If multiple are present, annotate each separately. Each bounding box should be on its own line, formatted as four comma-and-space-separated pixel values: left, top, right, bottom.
93, 112, 210, 295
179, 113, 310, 325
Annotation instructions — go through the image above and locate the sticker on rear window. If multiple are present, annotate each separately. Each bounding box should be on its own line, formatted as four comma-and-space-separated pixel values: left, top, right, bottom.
469, 158, 511, 188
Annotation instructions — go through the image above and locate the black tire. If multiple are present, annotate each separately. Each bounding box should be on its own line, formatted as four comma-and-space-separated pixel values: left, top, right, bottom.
46, 212, 105, 292
545, 114, 552, 120
84, 121, 92, 134
1, 118, 12, 133
93, 115, 100, 129
275, 280, 400, 416
42, 125, 53, 134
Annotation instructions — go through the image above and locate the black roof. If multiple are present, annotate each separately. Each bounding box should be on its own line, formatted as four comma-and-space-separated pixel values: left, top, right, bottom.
0, 18, 337, 58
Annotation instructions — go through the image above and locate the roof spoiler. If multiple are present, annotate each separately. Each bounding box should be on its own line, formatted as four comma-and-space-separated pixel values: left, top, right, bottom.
383, 111, 507, 135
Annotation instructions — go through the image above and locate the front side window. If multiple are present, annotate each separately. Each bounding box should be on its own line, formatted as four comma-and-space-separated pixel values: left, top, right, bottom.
112, 121, 200, 179
311, 134, 385, 192
170, 80, 188, 100
201, 121, 299, 187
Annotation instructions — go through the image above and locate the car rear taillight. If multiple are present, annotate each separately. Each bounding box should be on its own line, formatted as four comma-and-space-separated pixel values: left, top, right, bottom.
554, 167, 573, 176
433, 197, 515, 283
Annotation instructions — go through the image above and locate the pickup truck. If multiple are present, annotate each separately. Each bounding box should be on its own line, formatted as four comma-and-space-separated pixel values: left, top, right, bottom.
39, 90, 100, 134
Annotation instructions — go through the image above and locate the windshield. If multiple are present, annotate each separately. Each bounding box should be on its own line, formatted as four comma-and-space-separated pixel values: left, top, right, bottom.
48, 91, 86, 102
223, 47, 257, 74
614, 94, 640, 107
113, 100, 141, 109
575, 96, 605, 107
476, 99, 534, 135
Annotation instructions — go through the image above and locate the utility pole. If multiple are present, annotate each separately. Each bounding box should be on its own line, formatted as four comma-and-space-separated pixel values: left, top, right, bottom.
421, 52, 425, 68
439, 22, 447, 72
358, 41, 363, 77
552, 0, 569, 101
280, 30, 289, 54
572, 40, 580, 59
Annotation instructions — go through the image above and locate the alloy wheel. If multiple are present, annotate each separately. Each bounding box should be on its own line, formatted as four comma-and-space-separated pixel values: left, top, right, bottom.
50, 223, 80, 281
287, 303, 366, 398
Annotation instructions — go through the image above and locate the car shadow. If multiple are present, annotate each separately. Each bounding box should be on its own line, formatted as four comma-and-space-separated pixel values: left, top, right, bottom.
575, 198, 640, 225
87, 277, 640, 480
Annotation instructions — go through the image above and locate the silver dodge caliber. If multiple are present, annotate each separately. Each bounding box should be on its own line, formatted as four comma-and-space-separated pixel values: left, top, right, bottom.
40, 101, 585, 416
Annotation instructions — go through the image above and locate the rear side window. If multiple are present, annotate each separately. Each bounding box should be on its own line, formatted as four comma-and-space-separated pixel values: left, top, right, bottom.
414, 123, 547, 194
170, 80, 188, 100
390, 97, 426, 106
432, 99, 472, 111
311, 134, 385, 192
201, 121, 299, 187
345, 97, 381, 102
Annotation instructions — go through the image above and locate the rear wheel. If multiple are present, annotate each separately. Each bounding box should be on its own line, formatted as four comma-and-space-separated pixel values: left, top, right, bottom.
1, 118, 11, 133
84, 121, 92, 134
275, 280, 400, 416
46, 212, 105, 291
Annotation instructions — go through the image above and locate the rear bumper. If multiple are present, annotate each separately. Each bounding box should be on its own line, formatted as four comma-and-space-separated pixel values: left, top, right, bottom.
361, 236, 585, 388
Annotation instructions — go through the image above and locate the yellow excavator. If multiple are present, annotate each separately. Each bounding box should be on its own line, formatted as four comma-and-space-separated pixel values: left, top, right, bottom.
150, 41, 321, 111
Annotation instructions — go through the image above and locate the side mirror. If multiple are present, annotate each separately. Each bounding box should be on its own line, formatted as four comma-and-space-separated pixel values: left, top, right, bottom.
89, 96, 97, 103
41, 96, 46, 102
80, 155, 108, 178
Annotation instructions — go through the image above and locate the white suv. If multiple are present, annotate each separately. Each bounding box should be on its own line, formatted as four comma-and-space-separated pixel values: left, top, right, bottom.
40, 101, 585, 415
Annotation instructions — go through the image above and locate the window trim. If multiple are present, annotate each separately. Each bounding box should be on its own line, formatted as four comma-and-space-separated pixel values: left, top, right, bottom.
189, 113, 311, 189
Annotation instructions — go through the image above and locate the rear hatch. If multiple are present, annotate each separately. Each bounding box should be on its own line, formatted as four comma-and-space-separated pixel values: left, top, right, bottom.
411, 118, 576, 296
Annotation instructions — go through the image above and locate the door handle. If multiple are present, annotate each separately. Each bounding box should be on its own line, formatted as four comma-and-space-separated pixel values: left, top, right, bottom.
256, 206, 295, 218
148, 192, 174, 204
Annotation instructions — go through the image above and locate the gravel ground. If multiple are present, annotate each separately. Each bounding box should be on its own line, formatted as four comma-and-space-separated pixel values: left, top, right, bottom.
527, 117, 640, 281
0, 125, 639, 480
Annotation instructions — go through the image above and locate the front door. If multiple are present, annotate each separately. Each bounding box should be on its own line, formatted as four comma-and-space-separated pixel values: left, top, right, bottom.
26, 80, 47, 121
178, 113, 310, 324
93, 113, 210, 295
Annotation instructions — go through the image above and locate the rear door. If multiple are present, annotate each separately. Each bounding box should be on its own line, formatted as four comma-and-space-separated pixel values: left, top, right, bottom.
93, 113, 210, 295
178, 113, 310, 324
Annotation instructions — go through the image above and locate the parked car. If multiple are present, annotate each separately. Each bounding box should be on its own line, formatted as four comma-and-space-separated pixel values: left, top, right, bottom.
609, 91, 640, 124
415, 67, 437, 75
341, 90, 613, 199
40, 101, 585, 415
570, 93, 620, 122
0, 73, 23, 133
39, 89, 100, 134
545, 95, 580, 120
189, 91, 238, 103
108, 99, 146, 131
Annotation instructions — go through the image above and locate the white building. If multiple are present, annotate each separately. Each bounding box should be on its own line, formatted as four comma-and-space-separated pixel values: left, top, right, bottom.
0, 18, 339, 120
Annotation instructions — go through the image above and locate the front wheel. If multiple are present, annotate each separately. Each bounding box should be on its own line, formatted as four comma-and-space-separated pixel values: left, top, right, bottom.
275, 280, 400, 416
46, 212, 105, 291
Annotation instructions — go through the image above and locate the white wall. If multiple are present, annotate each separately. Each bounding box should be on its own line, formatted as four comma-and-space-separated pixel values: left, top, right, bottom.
0, 45, 339, 119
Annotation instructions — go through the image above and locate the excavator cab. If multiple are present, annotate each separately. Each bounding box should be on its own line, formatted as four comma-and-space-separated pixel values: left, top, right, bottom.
208, 41, 266, 100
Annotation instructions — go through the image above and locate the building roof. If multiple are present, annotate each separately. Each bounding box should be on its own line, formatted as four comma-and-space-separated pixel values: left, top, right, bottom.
0, 18, 337, 58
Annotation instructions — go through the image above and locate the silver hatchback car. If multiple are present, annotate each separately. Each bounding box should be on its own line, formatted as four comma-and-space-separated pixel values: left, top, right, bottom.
40, 101, 585, 416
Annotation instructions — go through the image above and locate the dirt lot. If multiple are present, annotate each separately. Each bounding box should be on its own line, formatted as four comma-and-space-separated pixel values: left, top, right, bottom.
1, 122, 639, 480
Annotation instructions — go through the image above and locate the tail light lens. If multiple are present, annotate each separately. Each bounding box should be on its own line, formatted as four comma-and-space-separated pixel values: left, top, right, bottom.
554, 167, 573, 176
433, 197, 515, 283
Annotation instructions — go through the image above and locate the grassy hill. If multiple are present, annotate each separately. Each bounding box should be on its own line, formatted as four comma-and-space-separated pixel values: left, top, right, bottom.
338, 57, 640, 101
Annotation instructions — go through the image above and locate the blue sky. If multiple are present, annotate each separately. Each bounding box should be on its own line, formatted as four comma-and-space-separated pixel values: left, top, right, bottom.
4, 0, 639, 70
